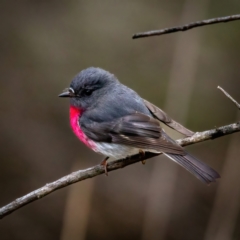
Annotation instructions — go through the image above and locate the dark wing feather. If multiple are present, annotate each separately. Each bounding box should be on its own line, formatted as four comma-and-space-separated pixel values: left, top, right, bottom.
144, 99, 194, 137
81, 112, 220, 184
81, 112, 184, 155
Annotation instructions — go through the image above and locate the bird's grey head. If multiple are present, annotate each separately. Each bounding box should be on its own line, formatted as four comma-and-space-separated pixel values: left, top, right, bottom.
59, 67, 118, 109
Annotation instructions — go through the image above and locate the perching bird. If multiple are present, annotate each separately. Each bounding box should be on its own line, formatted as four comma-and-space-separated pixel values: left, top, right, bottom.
59, 67, 220, 184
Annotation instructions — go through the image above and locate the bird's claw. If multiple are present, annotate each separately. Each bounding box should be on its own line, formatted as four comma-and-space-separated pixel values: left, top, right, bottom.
100, 157, 109, 176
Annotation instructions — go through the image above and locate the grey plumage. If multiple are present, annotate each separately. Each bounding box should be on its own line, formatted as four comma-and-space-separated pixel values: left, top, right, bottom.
60, 67, 220, 184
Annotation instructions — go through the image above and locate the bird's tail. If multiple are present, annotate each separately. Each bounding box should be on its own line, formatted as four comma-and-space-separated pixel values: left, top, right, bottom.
164, 153, 220, 184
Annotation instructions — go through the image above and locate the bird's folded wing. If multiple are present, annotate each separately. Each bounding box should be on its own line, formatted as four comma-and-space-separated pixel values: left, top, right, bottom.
82, 112, 184, 155
144, 99, 194, 137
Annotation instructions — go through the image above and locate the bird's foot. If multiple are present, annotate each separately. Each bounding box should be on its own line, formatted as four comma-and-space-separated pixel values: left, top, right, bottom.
139, 150, 146, 165
100, 157, 109, 176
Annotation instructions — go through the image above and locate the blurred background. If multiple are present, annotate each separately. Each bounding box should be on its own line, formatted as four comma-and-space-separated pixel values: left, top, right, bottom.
0, 1, 240, 239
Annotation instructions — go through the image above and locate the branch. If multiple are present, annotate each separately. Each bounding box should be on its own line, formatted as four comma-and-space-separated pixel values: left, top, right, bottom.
218, 86, 240, 110
132, 14, 240, 39
0, 122, 240, 219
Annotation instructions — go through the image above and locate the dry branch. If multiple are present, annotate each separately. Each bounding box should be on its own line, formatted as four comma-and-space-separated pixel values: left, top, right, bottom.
218, 86, 240, 110
133, 14, 240, 39
0, 121, 239, 219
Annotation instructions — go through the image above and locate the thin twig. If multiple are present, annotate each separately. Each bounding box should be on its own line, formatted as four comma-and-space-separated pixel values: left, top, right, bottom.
218, 86, 240, 110
132, 14, 240, 39
0, 122, 240, 219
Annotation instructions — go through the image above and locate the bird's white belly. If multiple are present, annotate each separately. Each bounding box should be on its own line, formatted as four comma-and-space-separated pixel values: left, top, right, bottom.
93, 142, 159, 159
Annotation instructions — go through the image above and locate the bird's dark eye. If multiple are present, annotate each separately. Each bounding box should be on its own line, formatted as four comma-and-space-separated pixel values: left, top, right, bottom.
83, 89, 93, 96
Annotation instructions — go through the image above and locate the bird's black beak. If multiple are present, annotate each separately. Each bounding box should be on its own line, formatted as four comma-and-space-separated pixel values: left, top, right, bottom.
58, 91, 70, 98
58, 88, 75, 98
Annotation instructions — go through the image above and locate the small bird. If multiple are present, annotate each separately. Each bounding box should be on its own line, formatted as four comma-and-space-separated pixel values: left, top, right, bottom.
59, 67, 220, 184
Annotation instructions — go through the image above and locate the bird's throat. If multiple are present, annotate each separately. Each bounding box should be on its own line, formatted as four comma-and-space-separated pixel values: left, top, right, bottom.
69, 106, 96, 149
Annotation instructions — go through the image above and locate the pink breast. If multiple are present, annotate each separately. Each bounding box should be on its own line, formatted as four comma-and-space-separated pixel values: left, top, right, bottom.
70, 106, 96, 149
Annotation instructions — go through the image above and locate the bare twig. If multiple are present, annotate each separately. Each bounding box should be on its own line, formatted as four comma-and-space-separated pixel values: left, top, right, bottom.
132, 14, 240, 39
218, 86, 240, 110
0, 122, 239, 219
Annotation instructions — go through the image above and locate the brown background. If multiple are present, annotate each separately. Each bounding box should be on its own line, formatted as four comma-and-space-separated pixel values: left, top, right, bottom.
0, 1, 240, 239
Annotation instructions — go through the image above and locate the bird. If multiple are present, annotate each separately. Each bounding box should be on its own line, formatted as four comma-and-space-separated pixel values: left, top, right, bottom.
59, 67, 220, 184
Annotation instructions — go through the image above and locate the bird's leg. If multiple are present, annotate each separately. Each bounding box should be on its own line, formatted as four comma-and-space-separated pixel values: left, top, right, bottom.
139, 150, 146, 165
100, 157, 109, 176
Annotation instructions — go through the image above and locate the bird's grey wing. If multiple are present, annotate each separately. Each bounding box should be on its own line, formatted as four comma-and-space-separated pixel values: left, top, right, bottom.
82, 112, 220, 184
144, 99, 194, 137
81, 112, 184, 155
